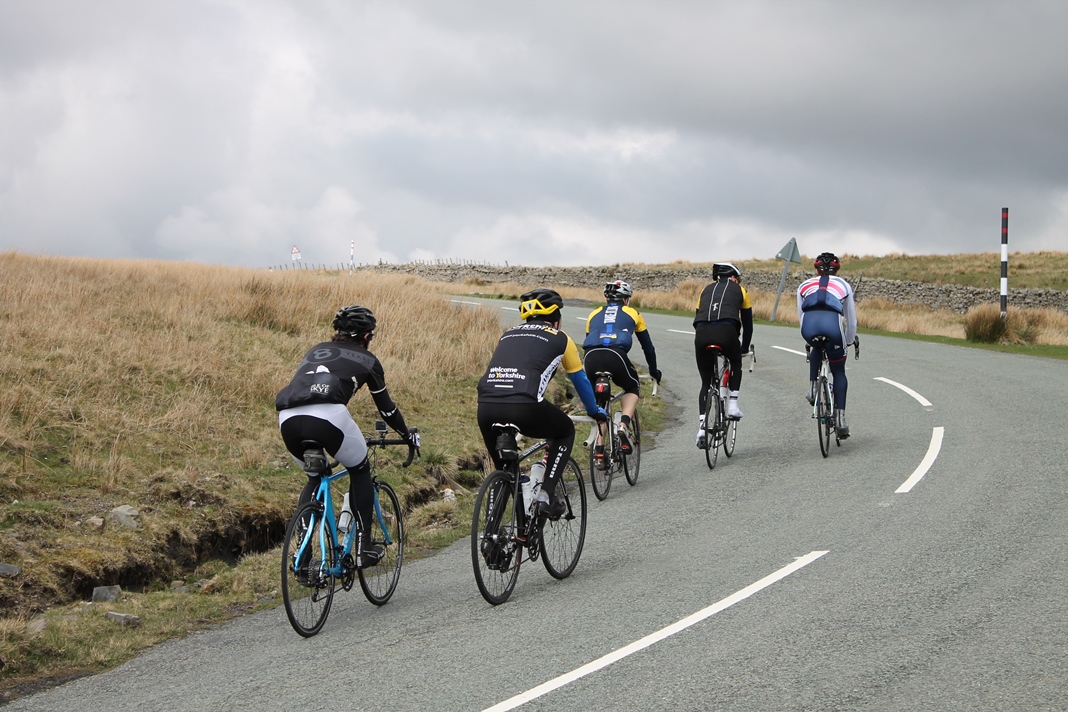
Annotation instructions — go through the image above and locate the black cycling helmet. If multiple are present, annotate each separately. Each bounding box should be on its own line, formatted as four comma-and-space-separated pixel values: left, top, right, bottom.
518, 288, 563, 320
332, 304, 377, 336
604, 280, 633, 301
814, 252, 841, 274
712, 262, 742, 280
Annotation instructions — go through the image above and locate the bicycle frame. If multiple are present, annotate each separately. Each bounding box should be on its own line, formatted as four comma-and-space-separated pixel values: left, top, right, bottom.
291, 428, 416, 582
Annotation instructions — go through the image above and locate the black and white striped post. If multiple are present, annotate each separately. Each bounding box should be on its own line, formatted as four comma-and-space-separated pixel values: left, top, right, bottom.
1000, 207, 1009, 317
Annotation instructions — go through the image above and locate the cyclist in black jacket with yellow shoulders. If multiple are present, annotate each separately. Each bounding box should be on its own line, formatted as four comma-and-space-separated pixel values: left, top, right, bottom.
477, 288, 607, 519
693, 263, 753, 446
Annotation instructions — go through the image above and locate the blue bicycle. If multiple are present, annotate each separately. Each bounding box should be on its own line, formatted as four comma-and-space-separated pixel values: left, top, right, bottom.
281, 421, 418, 637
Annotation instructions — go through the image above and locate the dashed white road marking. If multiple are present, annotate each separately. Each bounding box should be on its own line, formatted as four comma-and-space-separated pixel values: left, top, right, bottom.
667, 328, 695, 335
897, 427, 945, 493
874, 377, 932, 407
772, 345, 807, 356
482, 551, 830, 712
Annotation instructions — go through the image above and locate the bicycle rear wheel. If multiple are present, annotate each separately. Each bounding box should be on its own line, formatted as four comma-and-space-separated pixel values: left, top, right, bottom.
588, 419, 612, 501
472, 471, 521, 605
281, 502, 336, 637
623, 410, 640, 485
358, 482, 404, 606
540, 457, 587, 579
703, 385, 720, 470
817, 375, 832, 457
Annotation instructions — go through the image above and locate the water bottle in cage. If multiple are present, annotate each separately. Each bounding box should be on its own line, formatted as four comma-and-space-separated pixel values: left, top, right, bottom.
526, 461, 546, 513
338, 492, 354, 533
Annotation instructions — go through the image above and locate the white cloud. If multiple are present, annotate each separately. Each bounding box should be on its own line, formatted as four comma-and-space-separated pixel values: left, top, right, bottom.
2, 0, 1067, 267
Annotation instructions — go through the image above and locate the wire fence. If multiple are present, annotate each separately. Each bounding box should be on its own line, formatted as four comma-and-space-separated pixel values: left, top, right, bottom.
268, 258, 506, 272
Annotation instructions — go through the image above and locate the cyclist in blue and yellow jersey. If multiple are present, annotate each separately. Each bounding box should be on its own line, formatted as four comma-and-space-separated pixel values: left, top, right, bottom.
477, 288, 608, 519
583, 280, 661, 467
797, 252, 858, 438
276, 305, 418, 565
693, 263, 753, 446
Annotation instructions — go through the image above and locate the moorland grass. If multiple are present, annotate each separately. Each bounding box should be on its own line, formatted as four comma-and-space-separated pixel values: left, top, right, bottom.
1, 249, 1065, 699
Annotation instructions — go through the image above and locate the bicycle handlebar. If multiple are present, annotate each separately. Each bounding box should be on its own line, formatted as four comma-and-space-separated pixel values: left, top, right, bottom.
748, 345, 757, 372
853, 336, 861, 360
638, 372, 659, 397
366, 426, 421, 467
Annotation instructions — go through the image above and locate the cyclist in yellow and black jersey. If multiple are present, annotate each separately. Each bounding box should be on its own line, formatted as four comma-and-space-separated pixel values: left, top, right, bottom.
693, 263, 753, 445
583, 280, 661, 464
477, 288, 607, 519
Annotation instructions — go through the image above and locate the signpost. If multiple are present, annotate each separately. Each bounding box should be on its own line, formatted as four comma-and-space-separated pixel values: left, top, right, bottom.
770, 237, 802, 321
291, 245, 301, 265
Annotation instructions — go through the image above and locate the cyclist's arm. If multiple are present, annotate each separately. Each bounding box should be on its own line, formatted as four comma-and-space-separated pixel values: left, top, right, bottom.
562, 336, 602, 416
740, 307, 754, 352
841, 281, 858, 346
738, 285, 754, 352
567, 369, 600, 415
367, 366, 410, 436
635, 328, 658, 374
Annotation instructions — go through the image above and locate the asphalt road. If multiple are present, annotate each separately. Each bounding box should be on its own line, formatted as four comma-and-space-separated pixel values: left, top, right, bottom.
11, 299, 1068, 711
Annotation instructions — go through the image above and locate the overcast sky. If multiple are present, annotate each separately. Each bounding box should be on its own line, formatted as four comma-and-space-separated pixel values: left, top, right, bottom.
2, 0, 1066, 269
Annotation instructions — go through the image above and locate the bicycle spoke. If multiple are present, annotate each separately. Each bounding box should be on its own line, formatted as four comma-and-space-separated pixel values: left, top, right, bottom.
281, 502, 336, 637
471, 471, 521, 604
358, 482, 404, 605
540, 457, 587, 579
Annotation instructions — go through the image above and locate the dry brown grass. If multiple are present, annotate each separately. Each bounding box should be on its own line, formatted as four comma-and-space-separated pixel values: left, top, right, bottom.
0, 252, 502, 621
963, 302, 1068, 346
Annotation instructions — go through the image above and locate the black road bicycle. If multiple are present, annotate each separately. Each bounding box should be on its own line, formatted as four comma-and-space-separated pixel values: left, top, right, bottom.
471, 424, 588, 605
583, 371, 643, 500
698, 345, 755, 470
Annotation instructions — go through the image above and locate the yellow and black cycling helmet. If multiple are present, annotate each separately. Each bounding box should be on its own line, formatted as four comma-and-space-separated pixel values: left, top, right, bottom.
712, 262, 742, 280
518, 288, 563, 320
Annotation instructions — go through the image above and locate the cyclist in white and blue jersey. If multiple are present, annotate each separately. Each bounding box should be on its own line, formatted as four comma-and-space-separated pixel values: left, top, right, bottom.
797, 252, 858, 438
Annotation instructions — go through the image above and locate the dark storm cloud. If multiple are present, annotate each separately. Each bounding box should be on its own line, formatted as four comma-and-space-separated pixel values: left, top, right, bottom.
1, 0, 1065, 267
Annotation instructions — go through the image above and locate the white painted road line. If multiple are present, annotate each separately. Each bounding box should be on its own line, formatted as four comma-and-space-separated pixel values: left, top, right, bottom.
896, 427, 945, 493
482, 551, 830, 712
773, 345, 807, 356
449, 299, 484, 306
874, 377, 933, 407
667, 328, 695, 335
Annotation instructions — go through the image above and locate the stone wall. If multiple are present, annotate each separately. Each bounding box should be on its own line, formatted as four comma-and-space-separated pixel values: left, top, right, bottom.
356, 262, 1068, 314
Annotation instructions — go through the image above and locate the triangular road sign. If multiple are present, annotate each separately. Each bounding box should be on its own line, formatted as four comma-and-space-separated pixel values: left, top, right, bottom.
776, 237, 801, 263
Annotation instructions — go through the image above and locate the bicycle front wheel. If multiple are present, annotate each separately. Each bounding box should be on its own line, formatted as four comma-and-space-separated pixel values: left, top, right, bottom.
588, 419, 612, 501
281, 502, 336, 637
723, 414, 737, 458
358, 482, 404, 606
471, 471, 521, 605
817, 375, 832, 457
540, 457, 587, 579
623, 410, 640, 485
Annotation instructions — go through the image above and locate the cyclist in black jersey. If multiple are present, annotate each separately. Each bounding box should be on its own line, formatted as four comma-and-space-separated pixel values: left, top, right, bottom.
583, 280, 661, 463
276, 304, 418, 564
477, 288, 608, 519
693, 263, 753, 446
